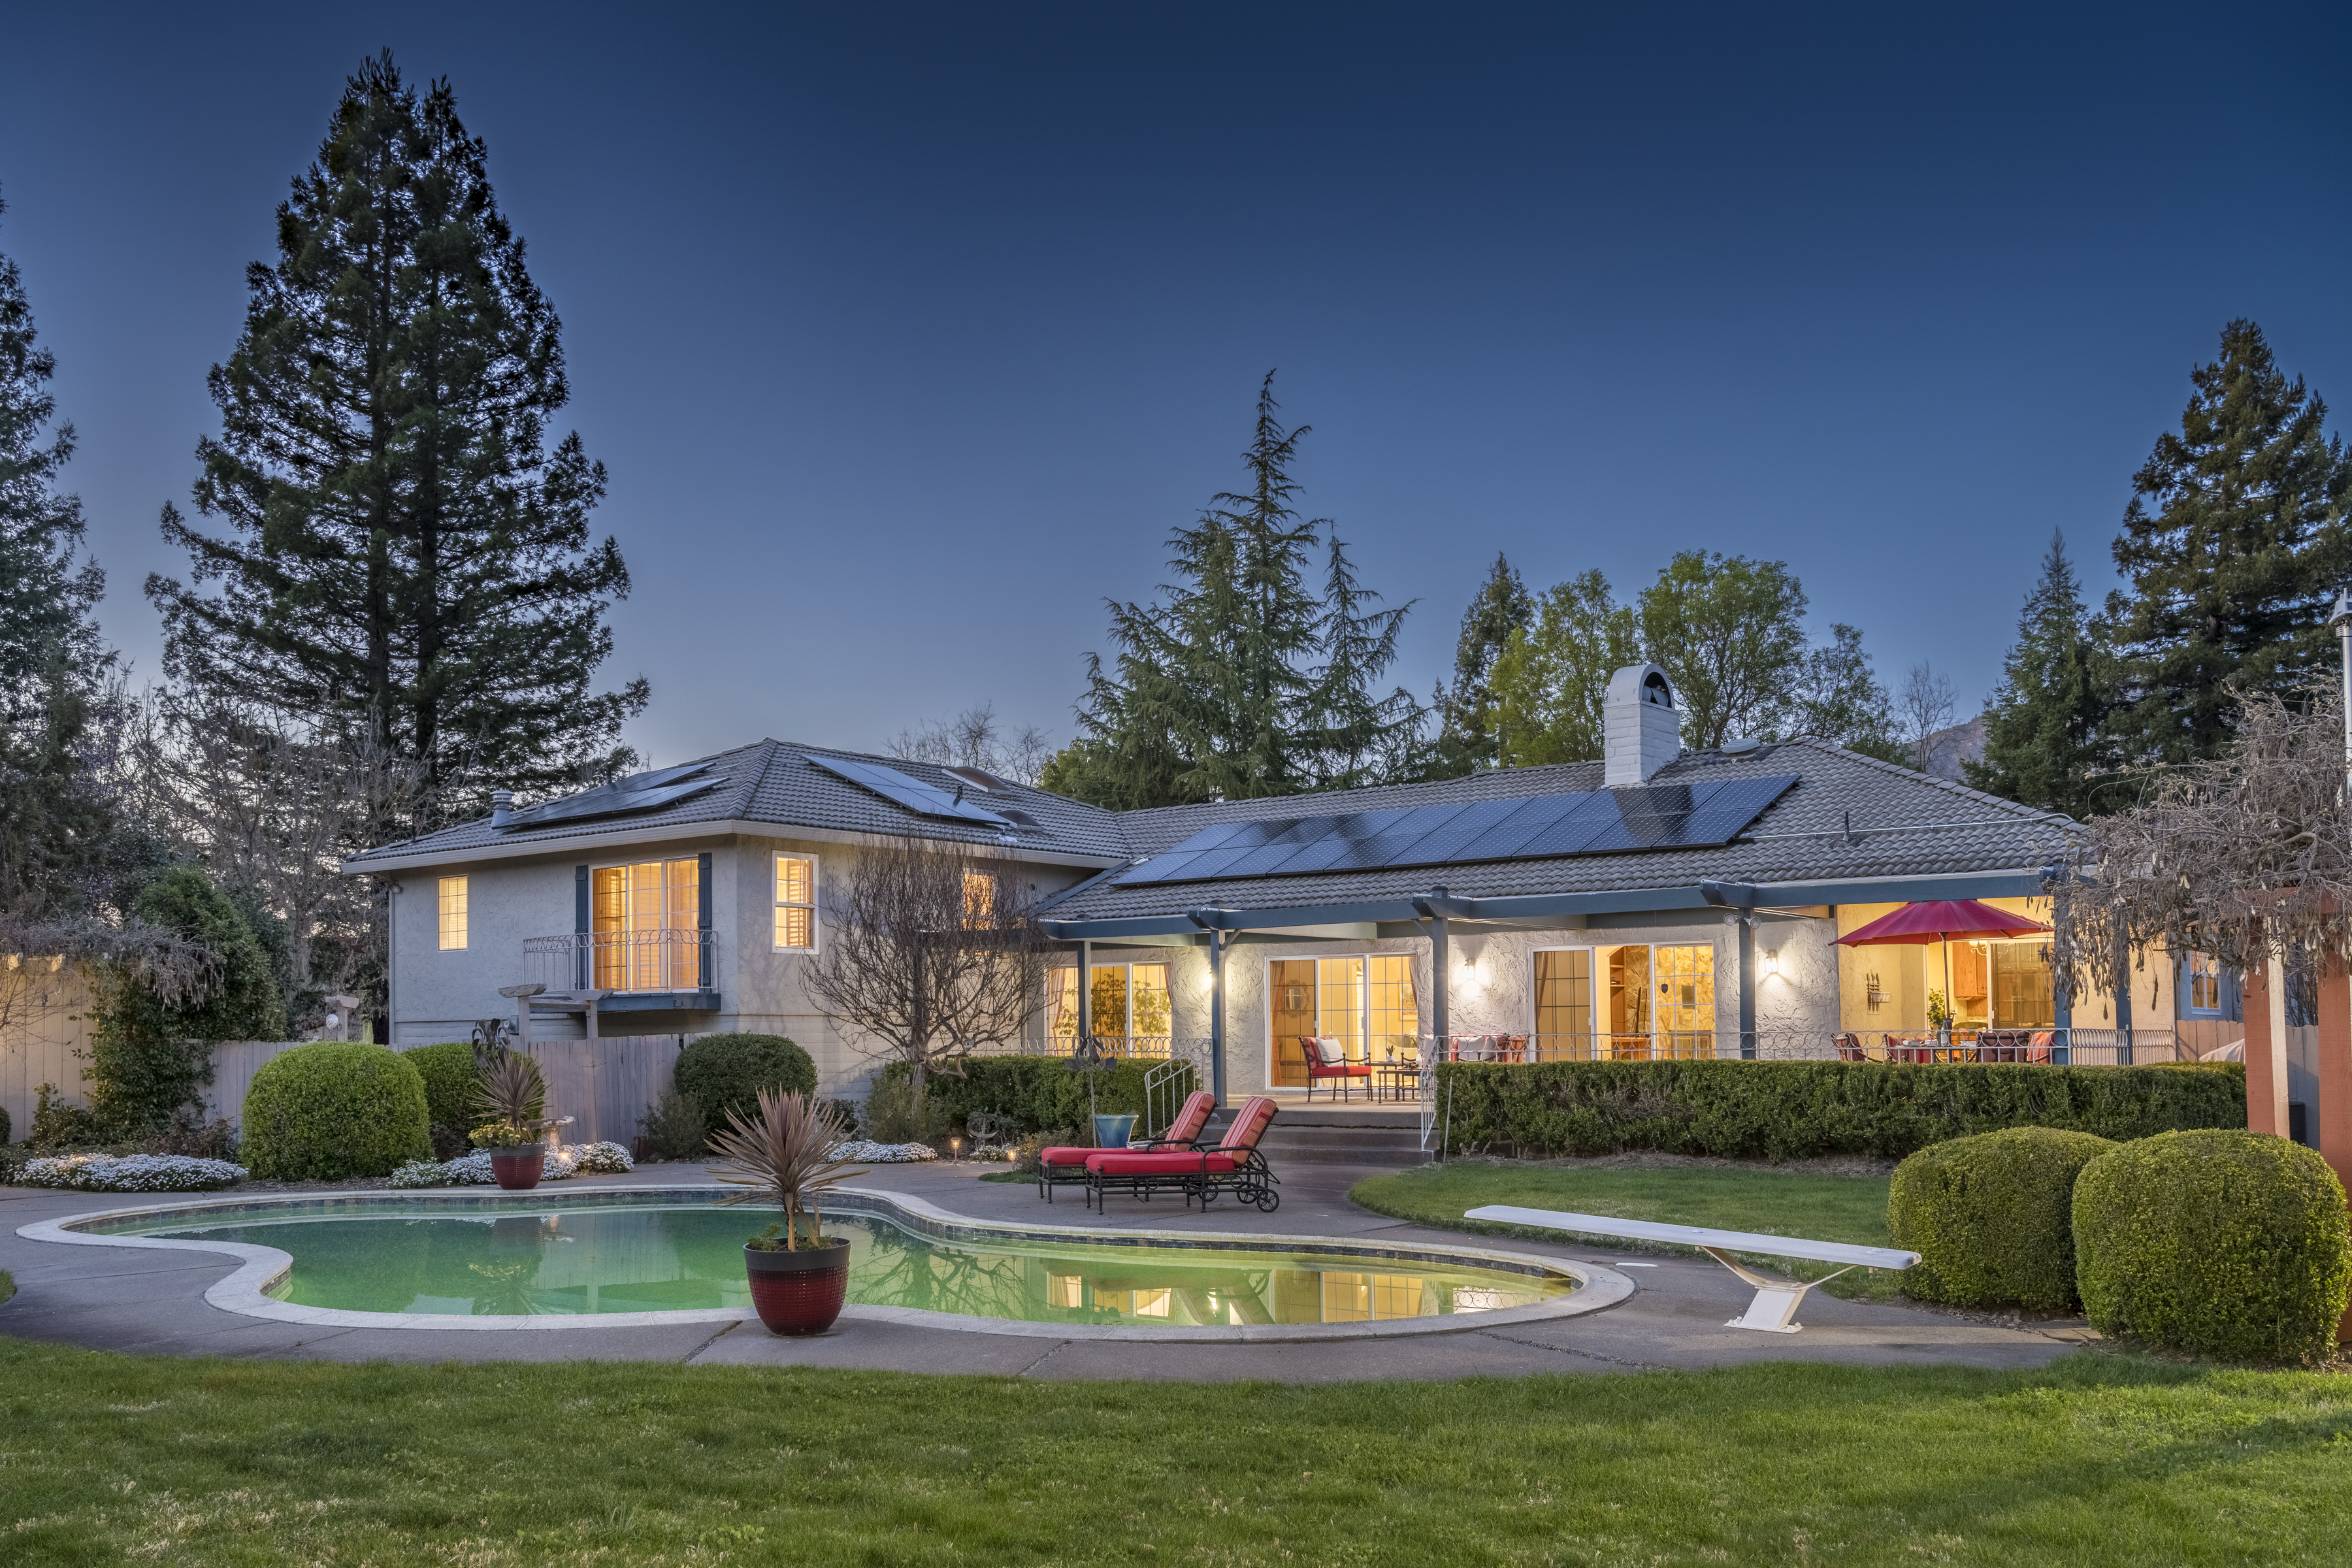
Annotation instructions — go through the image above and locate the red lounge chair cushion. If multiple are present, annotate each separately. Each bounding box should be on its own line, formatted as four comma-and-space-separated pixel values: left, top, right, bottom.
1037, 1146, 1095, 1168
1086, 1151, 1240, 1175
1164, 1090, 1217, 1144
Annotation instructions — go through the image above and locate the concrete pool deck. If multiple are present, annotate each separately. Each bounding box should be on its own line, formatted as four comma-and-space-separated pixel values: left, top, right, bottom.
0, 1160, 2094, 1381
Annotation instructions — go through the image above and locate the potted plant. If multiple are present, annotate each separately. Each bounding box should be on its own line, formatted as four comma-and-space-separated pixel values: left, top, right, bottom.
469, 1050, 553, 1191
709, 1087, 866, 1335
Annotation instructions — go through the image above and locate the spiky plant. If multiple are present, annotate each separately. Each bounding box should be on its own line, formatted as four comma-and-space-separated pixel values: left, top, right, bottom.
467, 1049, 549, 1149
708, 1088, 863, 1250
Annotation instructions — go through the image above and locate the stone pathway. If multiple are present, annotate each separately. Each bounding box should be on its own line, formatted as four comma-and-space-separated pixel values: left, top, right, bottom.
0, 1161, 2091, 1381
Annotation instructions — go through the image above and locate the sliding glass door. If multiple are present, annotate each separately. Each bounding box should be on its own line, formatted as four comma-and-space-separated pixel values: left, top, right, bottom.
1533, 943, 1716, 1060
1268, 955, 1418, 1087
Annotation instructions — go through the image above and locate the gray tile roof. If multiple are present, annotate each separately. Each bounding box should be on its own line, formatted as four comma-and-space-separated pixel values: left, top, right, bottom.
344, 739, 1133, 867
1028, 740, 2080, 922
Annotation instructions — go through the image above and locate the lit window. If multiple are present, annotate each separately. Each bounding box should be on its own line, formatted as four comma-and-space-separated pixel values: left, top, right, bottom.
2186, 953, 2222, 1014
593, 859, 701, 990
438, 877, 468, 950
775, 855, 816, 951
962, 872, 995, 930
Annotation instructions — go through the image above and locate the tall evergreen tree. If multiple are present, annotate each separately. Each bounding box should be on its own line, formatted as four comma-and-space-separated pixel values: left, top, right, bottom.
2099, 319, 2351, 766
1060, 373, 1422, 807
0, 194, 116, 917
1428, 553, 1533, 777
146, 54, 645, 828
1967, 530, 2111, 815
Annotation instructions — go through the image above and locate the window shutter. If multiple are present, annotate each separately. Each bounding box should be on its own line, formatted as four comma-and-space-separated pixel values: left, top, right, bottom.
698, 852, 713, 990
574, 865, 589, 990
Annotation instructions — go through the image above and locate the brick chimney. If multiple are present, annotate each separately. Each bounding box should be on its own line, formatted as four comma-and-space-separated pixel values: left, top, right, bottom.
1603, 664, 1682, 785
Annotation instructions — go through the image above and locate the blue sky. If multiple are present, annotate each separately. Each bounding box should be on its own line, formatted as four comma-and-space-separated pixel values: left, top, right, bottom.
5, 3, 2348, 768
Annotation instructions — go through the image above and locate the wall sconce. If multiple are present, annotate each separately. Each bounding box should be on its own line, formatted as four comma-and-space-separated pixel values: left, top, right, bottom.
1761, 949, 1781, 979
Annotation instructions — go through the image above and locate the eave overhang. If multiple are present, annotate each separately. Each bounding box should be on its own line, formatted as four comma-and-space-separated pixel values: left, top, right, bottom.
344, 819, 1128, 875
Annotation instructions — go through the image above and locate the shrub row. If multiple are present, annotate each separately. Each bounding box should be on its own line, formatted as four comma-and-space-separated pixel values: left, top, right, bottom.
242, 1043, 431, 1181
1889, 1127, 2115, 1310
879, 1054, 1200, 1140
1433, 1058, 2246, 1161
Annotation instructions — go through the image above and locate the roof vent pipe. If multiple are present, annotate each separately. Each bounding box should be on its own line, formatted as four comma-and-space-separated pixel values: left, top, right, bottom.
1603, 664, 1682, 786
491, 789, 514, 828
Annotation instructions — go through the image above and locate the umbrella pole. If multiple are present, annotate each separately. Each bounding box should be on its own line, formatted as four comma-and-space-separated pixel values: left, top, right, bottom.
1942, 936, 1953, 1041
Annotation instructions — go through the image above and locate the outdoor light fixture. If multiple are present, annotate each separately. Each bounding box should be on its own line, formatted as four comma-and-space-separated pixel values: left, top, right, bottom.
1762, 949, 1781, 979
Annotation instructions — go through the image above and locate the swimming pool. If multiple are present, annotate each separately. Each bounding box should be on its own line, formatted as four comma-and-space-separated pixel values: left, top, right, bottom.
37, 1186, 1627, 1339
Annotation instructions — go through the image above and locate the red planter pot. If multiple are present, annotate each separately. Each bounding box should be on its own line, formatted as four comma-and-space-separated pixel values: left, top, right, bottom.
743, 1237, 852, 1335
489, 1147, 544, 1191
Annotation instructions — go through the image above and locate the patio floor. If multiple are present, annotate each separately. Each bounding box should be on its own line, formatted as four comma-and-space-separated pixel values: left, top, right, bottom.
0, 1160, 2093, 1381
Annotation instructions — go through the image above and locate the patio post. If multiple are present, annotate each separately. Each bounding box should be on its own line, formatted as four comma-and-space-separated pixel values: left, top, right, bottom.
1207, 928, 1227, 1105
2112, 927, 2133, 1066
2244, 930, 2290, 1137
2317, 954, 2352, 1184
1076, 938, 1091, 1048
1737, 913, 1756, 1060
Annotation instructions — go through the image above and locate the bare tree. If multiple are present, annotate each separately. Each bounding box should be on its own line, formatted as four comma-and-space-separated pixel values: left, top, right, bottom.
887, 701, 1054, 787
800, 838, 1049, 1101
2051, 677, 2351, 1007
1896, 661, 1959, 772
0, 913, 216, 1043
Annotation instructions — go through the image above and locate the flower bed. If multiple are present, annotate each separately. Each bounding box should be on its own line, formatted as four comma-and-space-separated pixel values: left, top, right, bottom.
833, 1139, 939, 1164
18, 1154, 249, 1192
385, 1142, 634, 1189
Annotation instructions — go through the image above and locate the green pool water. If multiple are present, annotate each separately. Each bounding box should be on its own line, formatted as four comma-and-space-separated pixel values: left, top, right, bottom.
120, 1203, 1571, 1325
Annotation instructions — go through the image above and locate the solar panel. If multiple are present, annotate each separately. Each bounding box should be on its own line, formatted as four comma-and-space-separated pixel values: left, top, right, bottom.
1111, 775, 1799, 885
498, 763, 724, 830
806, 755, 1013, 826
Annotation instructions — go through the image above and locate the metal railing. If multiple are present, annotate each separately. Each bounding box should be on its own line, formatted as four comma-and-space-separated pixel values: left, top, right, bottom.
521, 928, 713, 994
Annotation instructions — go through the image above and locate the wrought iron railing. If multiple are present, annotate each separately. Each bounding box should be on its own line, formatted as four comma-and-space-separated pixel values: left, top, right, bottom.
521, 928, 713, 994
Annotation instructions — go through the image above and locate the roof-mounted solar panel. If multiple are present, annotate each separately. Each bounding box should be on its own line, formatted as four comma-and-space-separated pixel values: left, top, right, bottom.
1109, 776, 1798, 885
806, 755, 1013, 826
498, 762, 725, 830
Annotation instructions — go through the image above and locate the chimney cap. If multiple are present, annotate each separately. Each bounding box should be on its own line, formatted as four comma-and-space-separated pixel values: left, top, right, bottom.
1605, 663, 1675, 710
490, 788, 514, 828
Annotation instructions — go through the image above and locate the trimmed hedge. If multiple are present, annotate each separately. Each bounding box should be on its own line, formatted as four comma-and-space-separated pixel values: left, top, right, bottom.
2073, 1128, 2352, 1364
675, 1034, 817, 1139
400, 1043, 481, 1134
879, 1055, 1199, 1140
1431, 1059, 2245, 1161
1889, 1128, 2115, 1309
241, 1043, 432, 1181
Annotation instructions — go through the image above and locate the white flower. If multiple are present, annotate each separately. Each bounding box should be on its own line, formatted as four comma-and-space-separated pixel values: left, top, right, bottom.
18, 1154, 248, 1192
829, 1139, 938, 1164
565, 1141, 634, 1173
383, 1147, 583, 1188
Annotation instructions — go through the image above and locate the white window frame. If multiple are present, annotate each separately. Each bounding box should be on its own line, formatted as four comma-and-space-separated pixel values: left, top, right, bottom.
773, 852, 819, 953
437, 875, 468, 951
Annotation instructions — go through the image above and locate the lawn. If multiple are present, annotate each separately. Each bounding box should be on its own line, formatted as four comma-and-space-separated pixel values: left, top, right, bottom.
1352, 1158, 1902, 1299
0, 1339, 2347, 1564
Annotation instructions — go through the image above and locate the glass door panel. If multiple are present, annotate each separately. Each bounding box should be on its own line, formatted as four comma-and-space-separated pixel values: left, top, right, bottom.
1654, 944, 1715, 1058
1366, 955, 1418, 1064
1130, 964, 1171, 1041
1270, 959, 1318, 1087
1317, 958, 1365, 1062
1607, 945, 1652, 1057
1534, 949, 1593, 1060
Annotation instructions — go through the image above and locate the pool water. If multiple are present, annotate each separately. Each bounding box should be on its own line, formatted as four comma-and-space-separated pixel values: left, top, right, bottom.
122, 1204, 1570, 1325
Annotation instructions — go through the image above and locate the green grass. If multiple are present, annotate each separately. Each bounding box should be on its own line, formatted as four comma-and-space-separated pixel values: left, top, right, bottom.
1353, 1159, 1903, 1299
0, 1339, 2347, 1563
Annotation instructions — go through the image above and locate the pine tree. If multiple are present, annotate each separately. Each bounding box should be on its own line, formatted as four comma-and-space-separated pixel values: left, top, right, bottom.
146, 54, 645, 827
1486, 570, 1641, 767
1967, 530, 2110, 815
1428, 553, 1533, 777
0, 194, 116, 917
1064, 373, 1422, 806
2100, 319, 2351, 766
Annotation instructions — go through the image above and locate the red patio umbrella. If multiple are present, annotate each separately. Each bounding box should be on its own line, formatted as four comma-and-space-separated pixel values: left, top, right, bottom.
1834, 900, 2051, 1033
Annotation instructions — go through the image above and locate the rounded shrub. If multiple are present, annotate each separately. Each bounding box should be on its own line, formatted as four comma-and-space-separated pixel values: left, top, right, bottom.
400, 1043, 481, 1134
1889, 1127, 2115, 1309
674, 1033, 817, 1138
2073, 1128, 2352, 1364
242, 1043, 431, 1181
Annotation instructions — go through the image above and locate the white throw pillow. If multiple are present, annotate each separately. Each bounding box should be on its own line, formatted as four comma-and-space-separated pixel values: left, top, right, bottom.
1311, 1036, 1347, 1066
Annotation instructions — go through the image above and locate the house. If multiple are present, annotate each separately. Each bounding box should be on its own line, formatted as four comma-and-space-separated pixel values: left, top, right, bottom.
350, 666, 2223, 1105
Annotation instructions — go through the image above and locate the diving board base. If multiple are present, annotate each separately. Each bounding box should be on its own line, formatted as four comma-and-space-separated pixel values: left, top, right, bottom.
1700, 1246, 1857, 1334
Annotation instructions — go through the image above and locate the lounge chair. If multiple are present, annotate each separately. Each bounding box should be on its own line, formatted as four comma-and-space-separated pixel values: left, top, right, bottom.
1033, 1090, 1217, 1204
1085, 1095, 1281, 1213
1299, 1036, 1372, 1102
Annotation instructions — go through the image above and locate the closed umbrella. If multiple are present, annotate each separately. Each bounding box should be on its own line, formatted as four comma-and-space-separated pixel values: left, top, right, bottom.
1833, 900, 2051, 1036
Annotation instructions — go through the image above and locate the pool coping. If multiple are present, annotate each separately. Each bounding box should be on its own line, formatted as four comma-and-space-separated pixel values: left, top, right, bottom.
16, 1183, 1637, 1341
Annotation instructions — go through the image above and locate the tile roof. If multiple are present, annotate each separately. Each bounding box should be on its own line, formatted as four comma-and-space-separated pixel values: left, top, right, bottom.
346, 736, 2078, 917
343, 739, 1133, 868
1028, 740, 2079, 923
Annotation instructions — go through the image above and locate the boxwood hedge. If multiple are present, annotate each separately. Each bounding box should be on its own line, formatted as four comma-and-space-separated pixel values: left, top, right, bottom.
241, 1043, 431, 1181
1431, 1058, 2244, 1161
1889, 1126, 2115, 1309
2073, 1128, 2352, 1364
399, 1042, 482, 1134
878, 1054, 1198, 1140
676, 1033, 817, 1139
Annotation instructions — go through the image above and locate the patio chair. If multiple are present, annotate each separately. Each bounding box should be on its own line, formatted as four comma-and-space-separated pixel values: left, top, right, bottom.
1299, 1036, 1373, 1102
1033, 1090, 1217, 1204
1084, 1095, 1281, 1213
1833, 1032, 1866, 1061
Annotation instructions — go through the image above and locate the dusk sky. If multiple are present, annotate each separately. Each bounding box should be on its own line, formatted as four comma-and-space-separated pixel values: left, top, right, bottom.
5, 3, 2348, 770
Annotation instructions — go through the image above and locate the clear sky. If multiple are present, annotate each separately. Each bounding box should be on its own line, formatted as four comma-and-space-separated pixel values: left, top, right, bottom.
5, 2, 2348, 770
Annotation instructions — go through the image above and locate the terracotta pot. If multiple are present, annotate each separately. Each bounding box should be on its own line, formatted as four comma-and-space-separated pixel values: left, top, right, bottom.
743, 1236, 852, 1335
489, 1147, 544, 1191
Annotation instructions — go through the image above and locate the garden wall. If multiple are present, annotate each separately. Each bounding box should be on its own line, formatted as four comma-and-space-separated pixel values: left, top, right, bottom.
1432, 1058, 2247, 1161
